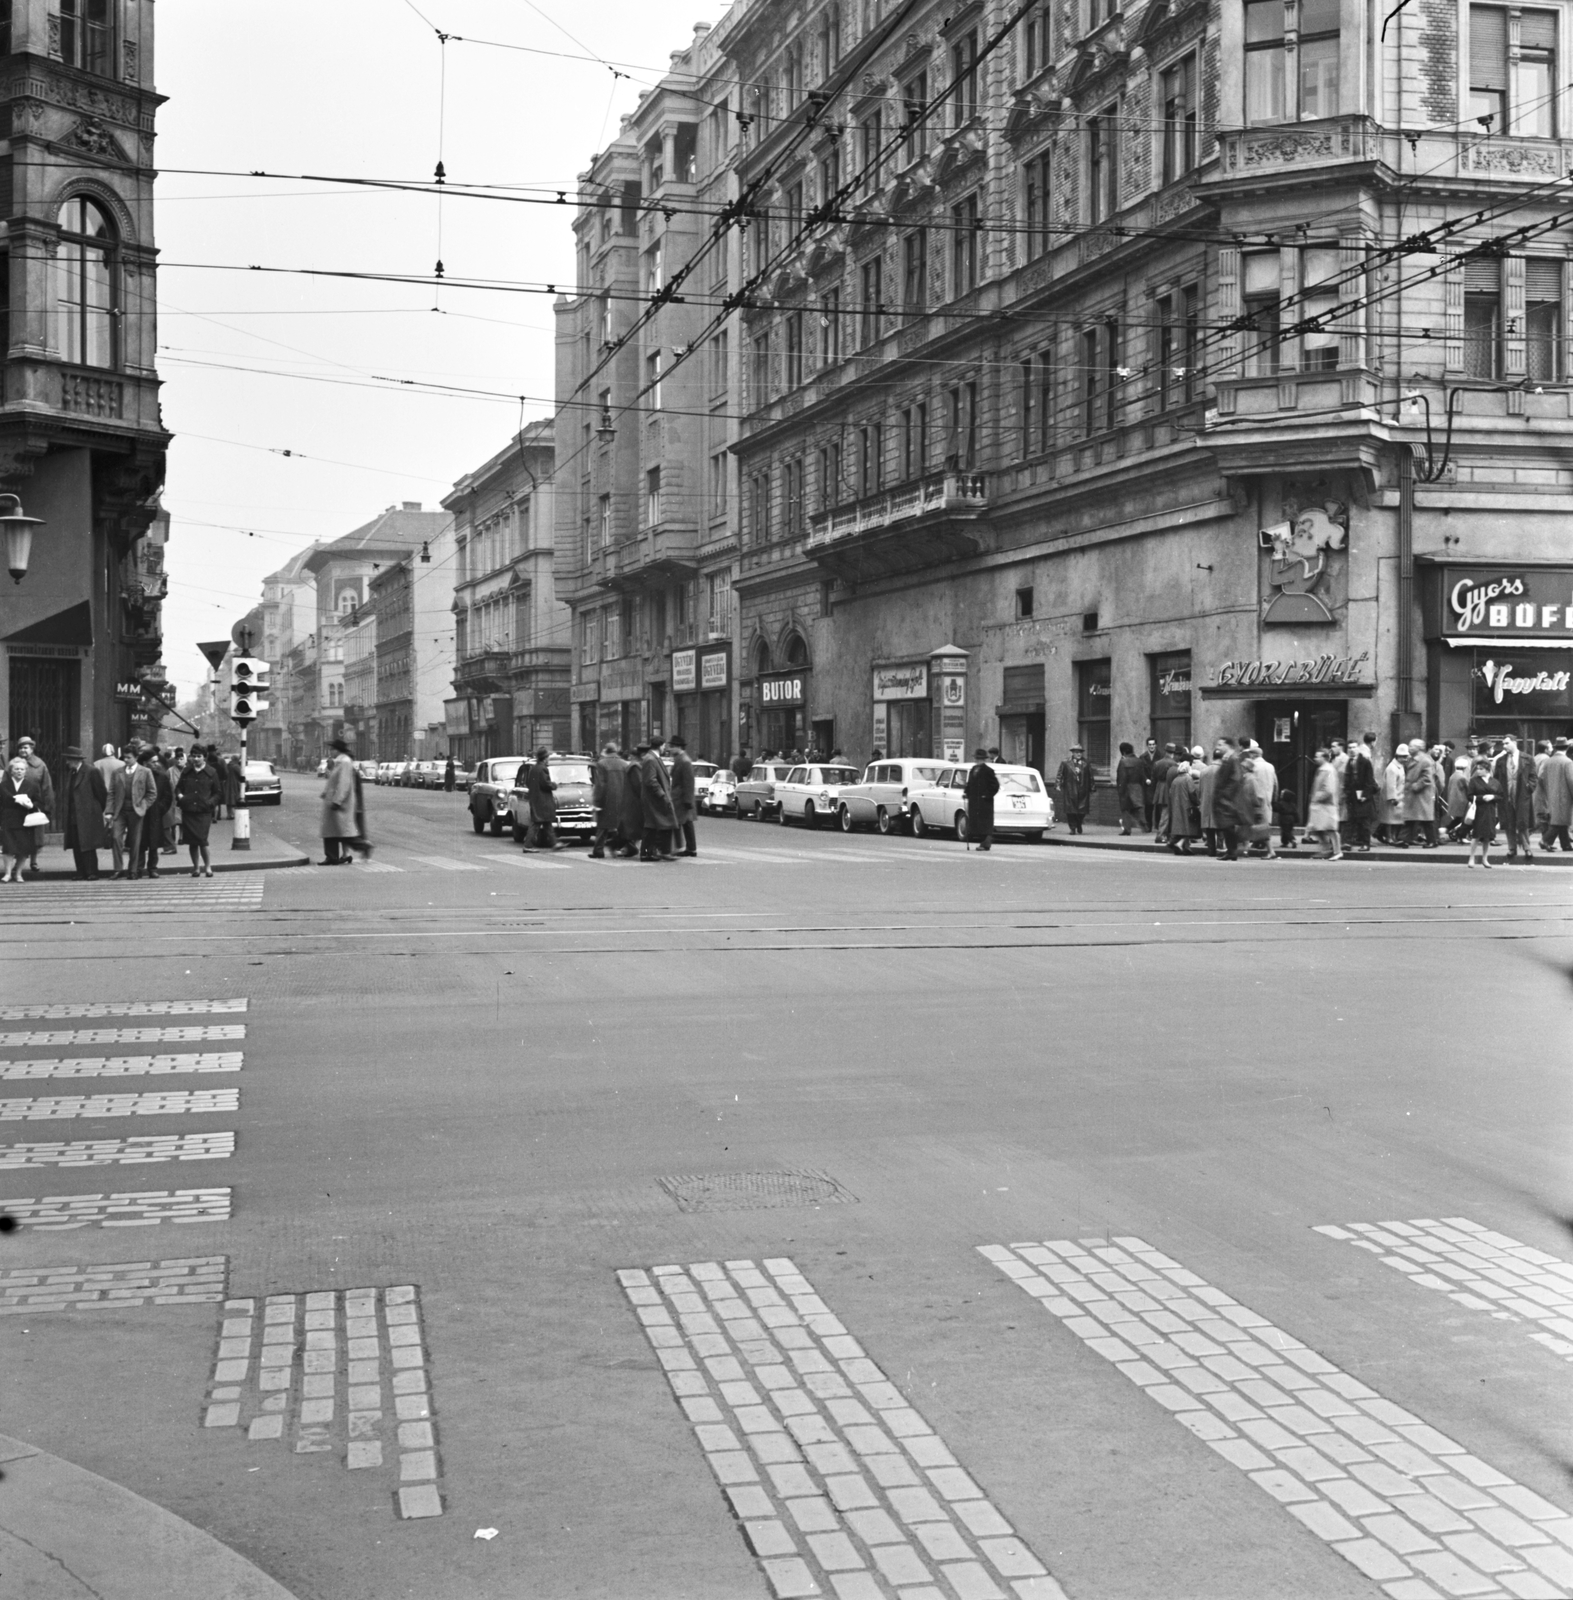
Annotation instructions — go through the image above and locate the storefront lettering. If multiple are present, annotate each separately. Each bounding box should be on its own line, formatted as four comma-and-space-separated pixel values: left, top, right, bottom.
872, 664, 929, 701
760, 676, 804, 706
1443, 569, 1573, 636
1450, 575, 1527, 633
1156, 669, 1192, 699
1480, 658, 1573, 704
700, 651, 728, 690
1215, 652, 1371, 688
672, 649, 697, 694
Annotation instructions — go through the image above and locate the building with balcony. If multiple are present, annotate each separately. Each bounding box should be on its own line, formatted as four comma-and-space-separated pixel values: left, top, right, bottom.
443, 420, 569, 763
710, 0, 1573, 800
0, 1, 169, 781
554, 24, 742, 764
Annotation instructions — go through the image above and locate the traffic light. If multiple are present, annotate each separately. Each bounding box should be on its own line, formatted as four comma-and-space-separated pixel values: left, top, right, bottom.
230, 657, 271, 722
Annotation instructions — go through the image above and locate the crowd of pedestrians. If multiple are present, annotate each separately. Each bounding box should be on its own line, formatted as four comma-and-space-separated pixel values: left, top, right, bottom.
585, 734, 695, 862
1089, 731, 1573, 866
0, 735, 246, 881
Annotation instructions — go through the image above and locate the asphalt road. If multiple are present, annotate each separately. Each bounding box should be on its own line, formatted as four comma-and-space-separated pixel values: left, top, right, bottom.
1, 772, 1570, 1600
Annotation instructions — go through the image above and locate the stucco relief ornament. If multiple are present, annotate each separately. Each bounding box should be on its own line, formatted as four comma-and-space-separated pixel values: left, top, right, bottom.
1258, 501, 1346, 624
64, 117, 125, 159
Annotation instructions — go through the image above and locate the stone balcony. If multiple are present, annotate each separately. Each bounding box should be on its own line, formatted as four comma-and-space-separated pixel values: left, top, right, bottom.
590, 524, 699, 590
804, 472, 989, 582
453, 649, 512, 693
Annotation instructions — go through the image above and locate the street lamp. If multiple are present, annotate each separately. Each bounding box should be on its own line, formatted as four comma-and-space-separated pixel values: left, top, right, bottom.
1, 494, 46, 584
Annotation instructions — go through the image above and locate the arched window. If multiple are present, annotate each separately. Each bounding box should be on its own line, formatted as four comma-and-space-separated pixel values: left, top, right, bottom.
55, 198, 116, 367
753, 640, 771, 679
784, 633, 809, 669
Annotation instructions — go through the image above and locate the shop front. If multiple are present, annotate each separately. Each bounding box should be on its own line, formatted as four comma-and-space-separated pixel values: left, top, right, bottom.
872, 662, 929, 758
756, 669, 807, 755
571, 678, 599, 755
672, 645, 732, 765
1424, 564, 1573, 745
594, 659, 646, 753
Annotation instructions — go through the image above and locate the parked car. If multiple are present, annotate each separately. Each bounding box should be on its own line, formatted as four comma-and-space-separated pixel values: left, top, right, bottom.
735, 761, 796, 820
374, 762, 396, 785
469, 757, 526, 834
700, 769, 738, 815
772, 764, 863, 828
448, 762, 473, 792
315, 758, 328, 778
242, 760, 283, 806
354, 760, 377, 782
418, 760, 446, 788
835, 758, 947, 834
907, 762, 1055, 842
508, 755, 596, 843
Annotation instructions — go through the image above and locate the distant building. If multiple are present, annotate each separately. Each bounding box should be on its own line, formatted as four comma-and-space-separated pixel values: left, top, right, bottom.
444, 421, 570, 762
255, 544, 319, 766
341, 604, 378, 761
0, 0, 170, 779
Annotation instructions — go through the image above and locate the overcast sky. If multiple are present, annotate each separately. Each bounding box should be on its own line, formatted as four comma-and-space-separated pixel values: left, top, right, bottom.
157, 0, 711, 694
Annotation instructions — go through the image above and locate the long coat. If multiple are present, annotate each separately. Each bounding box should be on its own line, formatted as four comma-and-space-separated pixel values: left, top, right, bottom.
1545, 752, 1573, 828
320, 752, 358, 838
176, 763, 223, 845
619, 755, 644, 843
593, 753, 628, 823
1444, 766, 1471, 822
1055, 758, 1093, 817
1307, 762, 1340, 834
1383, 758, 1407, 825
0, 772, 44, 857
524, 761, 557, 823
1212, 753, 1246, 829
963, 761, 999, 835
1343, 752, 1377, 822
1492, 750, 1536, 829
669, 750, 697, 827
1402, 753, 1437, 822
61, 762, 109, 852
18, 752, 53, 821
1167, 766, 1200, 838
1114, 754, 1144, 812
1198, 761, 1219, 830
639, 749, 677, 831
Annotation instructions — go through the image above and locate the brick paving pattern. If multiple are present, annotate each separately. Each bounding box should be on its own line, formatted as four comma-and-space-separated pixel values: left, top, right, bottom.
0, 1052, 243, 1081
0, 1187, 232, 1228
0, 1255, 227, 1311
0, 1131, 234, 1168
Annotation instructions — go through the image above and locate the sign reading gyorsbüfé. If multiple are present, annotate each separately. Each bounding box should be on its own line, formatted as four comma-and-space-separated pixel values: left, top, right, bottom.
1441, 567, 1573, 638
1210, 652, 1373, 690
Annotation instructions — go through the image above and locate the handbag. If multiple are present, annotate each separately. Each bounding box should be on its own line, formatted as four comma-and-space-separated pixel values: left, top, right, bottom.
1463, 800, 1476, 826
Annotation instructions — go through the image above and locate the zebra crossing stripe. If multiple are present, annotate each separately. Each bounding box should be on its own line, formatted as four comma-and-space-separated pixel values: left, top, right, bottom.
1317, 1219, 1573, 1363
0, 999, 246, 1021
0, 1025, 244, 1048
485, 854, 573, 871
0, 1053, 242, 1080
621, 1256, 1065, 1600
0, 1131, 235, 1168
406, 855, 487, 872
0, 1088, 238, 1121
982, 1237, 1573, 1599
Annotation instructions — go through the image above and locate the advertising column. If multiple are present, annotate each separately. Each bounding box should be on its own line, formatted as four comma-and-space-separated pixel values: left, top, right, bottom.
931, 645, 969, 762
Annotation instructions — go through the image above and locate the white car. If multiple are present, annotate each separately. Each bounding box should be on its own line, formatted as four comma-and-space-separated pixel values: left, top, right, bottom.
772, 763, 863, 828
907, 762, 1055, 842
835, 758, 947, 834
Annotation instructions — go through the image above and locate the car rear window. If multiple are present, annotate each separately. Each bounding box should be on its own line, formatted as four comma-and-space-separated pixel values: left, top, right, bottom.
551, 763, 593, 785
821, 768, 858, 785
492, 761, 524, 785
999, 771, 1043, 794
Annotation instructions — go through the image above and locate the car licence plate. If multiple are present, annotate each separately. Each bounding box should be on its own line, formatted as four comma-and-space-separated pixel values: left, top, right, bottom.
1011, 796, 1027, 809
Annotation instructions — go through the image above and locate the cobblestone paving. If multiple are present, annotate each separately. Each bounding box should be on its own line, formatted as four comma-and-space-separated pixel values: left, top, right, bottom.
620, 1256, 1065, 1600
0, 1255, 227, 1311
0, 1187, 232, 1228
1317, 1219, 1573, 1363
982, 1237, 1573, 1600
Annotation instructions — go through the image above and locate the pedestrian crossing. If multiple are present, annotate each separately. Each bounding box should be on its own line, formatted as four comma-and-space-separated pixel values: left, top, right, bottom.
0, 879, 263, 911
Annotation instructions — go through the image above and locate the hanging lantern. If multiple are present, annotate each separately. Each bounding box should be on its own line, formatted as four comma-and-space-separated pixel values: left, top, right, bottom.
0, 494, 46, 584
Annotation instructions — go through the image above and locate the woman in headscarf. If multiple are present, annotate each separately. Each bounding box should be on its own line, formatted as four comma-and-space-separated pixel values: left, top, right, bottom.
1383, 743, 1409, 845
0, 754, 46, 883
175, 746, 224, 878
1165, 751, 1200, 854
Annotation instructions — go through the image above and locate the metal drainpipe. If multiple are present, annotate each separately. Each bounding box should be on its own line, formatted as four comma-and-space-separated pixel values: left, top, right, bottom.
1397, 444, 1415, 717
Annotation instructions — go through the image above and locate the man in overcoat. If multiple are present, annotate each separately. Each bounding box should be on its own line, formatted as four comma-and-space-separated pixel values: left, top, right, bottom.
522, 749, 565, 851
319, 739, 358, 863
1055, 744, 1094, 834
61, 746, 109, 879
639, 739, 677, 861
620, 747, 646, 856
590, 743, 628, 859
667, 733, 698, 857
1402, 745, 1440, 848
1492, 734, 1536, 862
962, 747, 1000, 850
1343, 738, 1377, 852
1543, 739, 1573, 851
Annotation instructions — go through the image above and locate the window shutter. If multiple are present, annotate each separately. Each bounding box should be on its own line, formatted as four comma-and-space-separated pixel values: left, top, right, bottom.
1470, 7, 1508, 87
1003, 664, 1046, 708
1464, 256, 1501, 292
1520, 10, 1556, 50
1525, 258, 1561, 303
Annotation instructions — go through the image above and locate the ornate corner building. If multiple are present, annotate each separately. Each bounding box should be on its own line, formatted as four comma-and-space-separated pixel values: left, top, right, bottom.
0, 0, 169, 772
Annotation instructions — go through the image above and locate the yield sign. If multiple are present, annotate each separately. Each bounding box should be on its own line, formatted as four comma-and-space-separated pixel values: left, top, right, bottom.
197, 640, 231, 673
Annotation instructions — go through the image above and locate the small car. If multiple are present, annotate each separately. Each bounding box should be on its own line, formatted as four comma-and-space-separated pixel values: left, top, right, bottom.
469, 757, 526, 834
835, 758, 947, 834
700, 769, 738, 815
735, 761, 796, 820
242, 760, 282, 805
354, 760, 378, 782
908, 762, 1055, 842
508, 755, 596, 843
315, 757, 328, 778
773, 764, 863, 828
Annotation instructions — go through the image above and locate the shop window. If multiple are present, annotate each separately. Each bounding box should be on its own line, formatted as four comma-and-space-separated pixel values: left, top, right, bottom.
1301, 245, 1342, 371
952, 194, 979, 295
1016, 586, 1035, 618
860, 256, 883, 346
1023, 154, 1052, 260
1526, 258, 1562, 381
1161, 57, 1197, 183
1471, 6, 1555, 136
1243, 250, 1282, 376
1076, 658, 1112, 769
903, 230, 926, 308
1463, 257, 1501, 379
55, 197, 117, 368
1149, 650, 1193, 750
1088, 111, 1118, 222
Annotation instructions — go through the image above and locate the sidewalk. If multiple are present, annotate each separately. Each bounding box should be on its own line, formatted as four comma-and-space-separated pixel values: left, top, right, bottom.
1037, 821, 1572, 864
0, 1432, 296, 1600
23, 815, 309, 880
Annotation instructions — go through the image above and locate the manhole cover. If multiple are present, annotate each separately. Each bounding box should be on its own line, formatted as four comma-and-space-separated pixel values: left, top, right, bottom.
656, 1169, 858, 1213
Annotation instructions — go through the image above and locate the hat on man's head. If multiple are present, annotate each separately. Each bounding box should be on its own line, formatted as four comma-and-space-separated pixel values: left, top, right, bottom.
63, 745, 82, 759
15, 735, 33, 748
1396, 742, 1410, 756
1070, 743, 1084, 751
329, 737, 351, 754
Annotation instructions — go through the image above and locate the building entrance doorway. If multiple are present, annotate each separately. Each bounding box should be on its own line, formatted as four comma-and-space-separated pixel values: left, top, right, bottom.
999, 711, 1045, 774
1255, 700, 1348, 821
9, 654, 79, 783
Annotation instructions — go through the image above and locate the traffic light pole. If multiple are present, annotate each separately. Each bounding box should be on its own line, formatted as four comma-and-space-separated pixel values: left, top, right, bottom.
232, 720, 251, 850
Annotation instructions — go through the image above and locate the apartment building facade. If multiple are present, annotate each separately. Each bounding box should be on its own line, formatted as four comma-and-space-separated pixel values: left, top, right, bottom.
554, 24, 743, 765
707, 0, 1573, 805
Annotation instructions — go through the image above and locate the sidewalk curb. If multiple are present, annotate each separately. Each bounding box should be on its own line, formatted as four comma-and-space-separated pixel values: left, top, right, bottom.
0, 1432, 298, 1600
1036, 832, 1573, 864
18, 830, 310, 881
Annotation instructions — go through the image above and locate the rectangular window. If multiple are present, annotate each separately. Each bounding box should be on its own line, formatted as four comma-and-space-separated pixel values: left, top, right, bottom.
1016, 586, 1035, 619
1038, 347, 1054, 452
1298, 0, 1340, 118
858, 423, 883, 495
785, 45, 803, 111
598, 493, 612, 549
1301, 245, 1341, 371
646, 467, 662, 525
1245, 0, 1287, 124
1149, 650, 1193, 751
786, 457, 805, 533
861, 257, 883, 346
903, 71, 928, 162
1243, 250, 1281, 376
711, 330, 728, 392
1021, 357, 1035, 452
903, 230, 926, 308
860, 109, 883, 192
820, 4, 841, 78
647, 242, 664, 292
1088, 111, 1118, 221
752, 472, 771, 541
785, 311, 804, 388
1082, 328, 1100, 433
646, 350, 663, 409
945, 382, 977, 468
1076, 658, 1113, 770
819, 442, 843, 509
1023, 155, 1052, 259
786, 181, 804, 234
823, 284, 843, 362
604, 606, 622, 660
820, 144, 842, 207
1463, 257, 1501, 380
951, 30, 979, 125
710, 452, 729, 514
59, 0, 112, 75
1526, 258, 1561, 382
752, 332, 771, 402
952, 195, 979, 295
1471, 5, 1556, 136
1161, 56, 1197, 182
1022, 4, 1049, 79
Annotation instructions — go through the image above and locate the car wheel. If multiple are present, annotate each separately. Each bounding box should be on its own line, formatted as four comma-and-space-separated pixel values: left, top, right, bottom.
838, 805, 853, 833
804, 803, 818, 829
511, 818, 526, 844
775, 802, 788, 825
955, 811, 969, 841
471, 809, 485, 835
910, 807, 926, 838
488, 808, 505, 836
876, 806, 892, 835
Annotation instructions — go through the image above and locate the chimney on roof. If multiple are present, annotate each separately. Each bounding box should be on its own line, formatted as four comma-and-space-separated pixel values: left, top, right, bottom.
402, 502, 422, 512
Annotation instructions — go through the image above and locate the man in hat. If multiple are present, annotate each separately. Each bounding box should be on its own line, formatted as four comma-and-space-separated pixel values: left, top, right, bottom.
1055, 744, 1093, 834
590, 741, 628, 860
667, 732, 698, 857
638, 738, 677, 861
319, 737, 359, 863
521, 748, 565, 852
963, 747, 1000, 850
61, 745, 109, 880
13, 735, 52, 874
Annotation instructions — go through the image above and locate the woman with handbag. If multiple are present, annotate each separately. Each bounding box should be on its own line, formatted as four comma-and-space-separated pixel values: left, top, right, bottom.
0, 754, 46, 882
1465, 758, 1499, 869
175, 747, 224, 878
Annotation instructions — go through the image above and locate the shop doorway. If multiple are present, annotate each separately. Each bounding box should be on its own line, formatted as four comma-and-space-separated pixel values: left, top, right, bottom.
1256, 700, 1348, 817
999, 711, 1045, 774
811, 718, 835, 759
9, 655, 79, 782
884, 700, 931, 758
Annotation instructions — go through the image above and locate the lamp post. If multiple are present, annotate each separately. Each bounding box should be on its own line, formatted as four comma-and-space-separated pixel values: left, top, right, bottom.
0, 495, 46, 584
